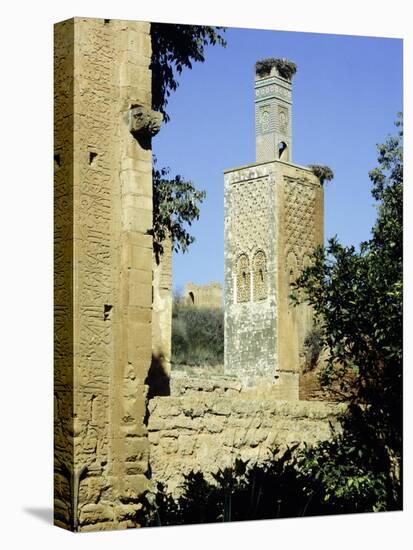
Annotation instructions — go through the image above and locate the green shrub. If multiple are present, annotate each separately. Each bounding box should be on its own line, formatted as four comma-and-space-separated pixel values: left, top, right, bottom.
172, 304, 224, 366
141, 435, 400, 527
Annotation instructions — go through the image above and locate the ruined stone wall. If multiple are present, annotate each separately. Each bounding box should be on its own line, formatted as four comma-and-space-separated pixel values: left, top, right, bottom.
184, 282, 222, 308
54, 17, 155, 531
148, 386, 345, 494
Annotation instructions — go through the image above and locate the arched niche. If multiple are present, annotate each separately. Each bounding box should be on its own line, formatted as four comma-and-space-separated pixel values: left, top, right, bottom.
253, 250, 268, 301
236, 254, 251, 303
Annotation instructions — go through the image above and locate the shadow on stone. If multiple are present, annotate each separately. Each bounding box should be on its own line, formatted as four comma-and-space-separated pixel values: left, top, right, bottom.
133, 133, 151, 151
146, 353, 171, 400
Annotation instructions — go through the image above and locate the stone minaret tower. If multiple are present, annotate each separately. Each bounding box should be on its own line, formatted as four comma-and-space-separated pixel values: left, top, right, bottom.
255, 61, 293, 163
224, 59, 324, 396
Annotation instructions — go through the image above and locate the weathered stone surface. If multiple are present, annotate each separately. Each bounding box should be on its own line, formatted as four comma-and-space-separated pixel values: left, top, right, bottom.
150, 237, 173, 397
224, 62, 324, 396
183, 281, 222, 308
148, 391, 346, 495
170, 372, 242, 396
255, 64, 293, 163
54, 17, 156, 532
55, 34, 338, 532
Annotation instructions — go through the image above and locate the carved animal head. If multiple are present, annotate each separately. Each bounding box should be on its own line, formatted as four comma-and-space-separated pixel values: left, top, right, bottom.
129, 105, 163, 137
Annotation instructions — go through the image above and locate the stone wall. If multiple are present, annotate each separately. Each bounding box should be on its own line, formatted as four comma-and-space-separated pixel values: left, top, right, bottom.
54, 17, 157, 532
148, 384, 345, 494
184, 282, 222, 308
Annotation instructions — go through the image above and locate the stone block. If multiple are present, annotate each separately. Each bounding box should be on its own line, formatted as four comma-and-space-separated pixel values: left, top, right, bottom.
204, 416, 225, 434
129, 282, 152, 308
212, 400, 232, 416
160, 437, 179, 454
123, 193, 152, 211
123, 206, 152, 233
115, 503, 143, 523
178, 434, 196, 456
130, 246, 153, 271
124, 435, 148, 460
79, 503, 114, 525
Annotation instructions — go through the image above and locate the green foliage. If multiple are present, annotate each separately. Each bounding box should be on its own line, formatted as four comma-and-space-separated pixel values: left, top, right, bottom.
291, 114, 403, 509
152, 164, 206, 262
142, 448, 314, 526
141, 435, 400, 526
171, 301, 224, 366
150, 24, 225, 258
141, 441, 394, 526
295, 407, 400, 513
255, 57, 297, 80
151, 23, 226, 122
308, 164, 334, 185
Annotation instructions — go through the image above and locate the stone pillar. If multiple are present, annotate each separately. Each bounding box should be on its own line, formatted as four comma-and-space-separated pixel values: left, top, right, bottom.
224, 160, 323, 394
225, 59, 323, 395
255, 65, 293, 163
54, 17, 161, 531
150, 237, 173, 397
224, 162, 278, 387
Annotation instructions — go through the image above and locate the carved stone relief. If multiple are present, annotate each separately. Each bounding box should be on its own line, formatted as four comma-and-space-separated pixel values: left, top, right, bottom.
236, 254, 251, 303
232, 177, 270, 253
278, 106, 288, 133
284, 178, 316, 279
128, 104, 163, 137
253, 250, 268, 301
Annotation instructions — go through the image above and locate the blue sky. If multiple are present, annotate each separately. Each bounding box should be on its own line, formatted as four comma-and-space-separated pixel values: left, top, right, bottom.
152, 27, 403, 293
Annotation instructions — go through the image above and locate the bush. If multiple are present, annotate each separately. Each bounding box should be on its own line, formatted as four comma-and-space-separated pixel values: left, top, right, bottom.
171, 303, 224, 366
141, 438, 399, 527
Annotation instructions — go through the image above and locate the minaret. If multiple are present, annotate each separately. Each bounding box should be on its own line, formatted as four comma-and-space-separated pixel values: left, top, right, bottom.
255, 59, 294, 163
224, 57, 324, 396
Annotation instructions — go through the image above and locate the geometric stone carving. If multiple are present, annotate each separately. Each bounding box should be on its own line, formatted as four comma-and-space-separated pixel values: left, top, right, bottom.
284, 177, 316, 274
232, 177, 270, 252
224, 161, 322, 389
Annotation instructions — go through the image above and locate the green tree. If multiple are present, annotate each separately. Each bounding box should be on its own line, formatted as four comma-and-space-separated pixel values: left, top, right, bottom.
151, 163, 206, 262
292, 114, 403, 510
151, 23, 226, 122
150, 24, 226, 258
